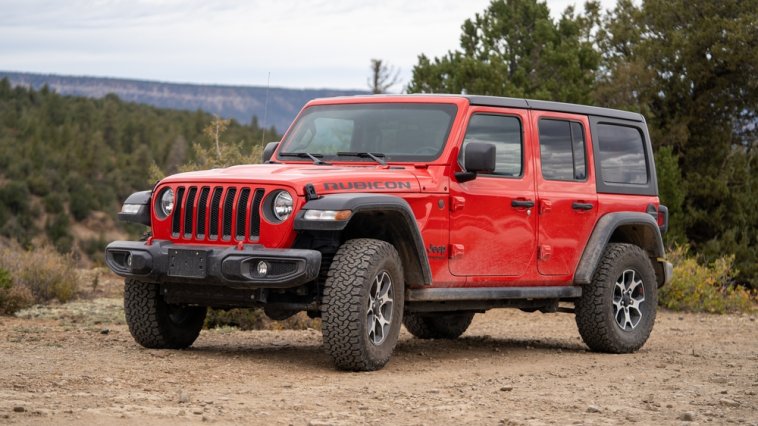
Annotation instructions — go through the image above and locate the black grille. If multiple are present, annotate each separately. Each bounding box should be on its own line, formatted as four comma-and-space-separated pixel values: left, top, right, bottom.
171, 187, 185, 236
168, 185, 266, 243
209, 187, 223, 240
183, 187, 197, 239
267, 261, 298, 277
250, 189, 265, 240
196, 187, 210, 238
236, 188, 250, 241
222, 188, 237, 240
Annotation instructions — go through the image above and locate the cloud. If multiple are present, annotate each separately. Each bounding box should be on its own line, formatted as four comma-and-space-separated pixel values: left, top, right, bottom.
0, 0, 615, 89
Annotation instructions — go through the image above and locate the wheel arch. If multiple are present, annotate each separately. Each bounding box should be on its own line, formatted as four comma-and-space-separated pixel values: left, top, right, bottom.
294, 193, 432, 286
575, 212, 666, 287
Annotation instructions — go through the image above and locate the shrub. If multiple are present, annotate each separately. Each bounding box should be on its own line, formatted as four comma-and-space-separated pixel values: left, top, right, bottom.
0, 245, 78, 307
205, 308, 320, 331
0, 267, 34, 314
81, 235, 108, 265
660, 246, 755, 313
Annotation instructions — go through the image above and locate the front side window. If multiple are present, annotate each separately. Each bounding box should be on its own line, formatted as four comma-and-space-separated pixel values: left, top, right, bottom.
278, 103, 458, 162
539, 119, 587, 181
597, 124, 648, 184
460, 114, 522, 176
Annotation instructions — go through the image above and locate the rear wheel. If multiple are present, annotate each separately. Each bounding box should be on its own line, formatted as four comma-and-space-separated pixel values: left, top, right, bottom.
124, 279, 207, 349
403, 312, 475, 339
575, 243, 657, 353
321, 239, 404, 371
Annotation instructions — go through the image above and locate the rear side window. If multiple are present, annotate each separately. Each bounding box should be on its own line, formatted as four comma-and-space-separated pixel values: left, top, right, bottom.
538, 119, 586, 181
597, 124, 648, 184
461, 114, 522, 176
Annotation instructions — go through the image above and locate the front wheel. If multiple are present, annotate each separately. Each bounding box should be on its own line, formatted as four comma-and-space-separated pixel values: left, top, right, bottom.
321, 239, 404, 371
575, 243, 658, 353
124, 279, 207, 349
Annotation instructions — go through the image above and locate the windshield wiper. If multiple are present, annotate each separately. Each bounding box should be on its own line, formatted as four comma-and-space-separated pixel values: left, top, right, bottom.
279, 152, 331, 165
337, 151, 387, 166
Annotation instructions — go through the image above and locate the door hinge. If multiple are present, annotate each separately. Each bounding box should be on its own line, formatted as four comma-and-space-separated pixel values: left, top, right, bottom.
450, 196, 465, 212
539, 199, 552, 215
539, 245, 552, 261
449, 244, 464, 259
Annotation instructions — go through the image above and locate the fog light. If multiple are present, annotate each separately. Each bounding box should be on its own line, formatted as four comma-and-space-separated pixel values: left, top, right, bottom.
257, 261, 268, 276
126, 253, 133, 268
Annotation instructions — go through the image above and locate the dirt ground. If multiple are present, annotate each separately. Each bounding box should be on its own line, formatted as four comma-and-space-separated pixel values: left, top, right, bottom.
0, 287, 756, 425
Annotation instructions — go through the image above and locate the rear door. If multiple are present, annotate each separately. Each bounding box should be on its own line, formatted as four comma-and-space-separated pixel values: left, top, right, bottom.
531, 111, 597, 277
448, 106, 537, 277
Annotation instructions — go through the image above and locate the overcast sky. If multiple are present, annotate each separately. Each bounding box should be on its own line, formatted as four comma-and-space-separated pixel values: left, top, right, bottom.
0, 0, 616, 90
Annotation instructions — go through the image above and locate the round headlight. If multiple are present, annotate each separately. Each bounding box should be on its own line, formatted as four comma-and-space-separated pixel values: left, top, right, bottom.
272, 191, 293, 221
159, 189, 175, 218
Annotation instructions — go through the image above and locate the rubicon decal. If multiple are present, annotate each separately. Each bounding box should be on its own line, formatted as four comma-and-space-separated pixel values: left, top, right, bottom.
323, 181, 413, 191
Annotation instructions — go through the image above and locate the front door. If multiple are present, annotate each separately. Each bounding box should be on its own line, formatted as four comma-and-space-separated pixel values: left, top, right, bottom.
531, 111, 598, 276
449, 107, 537, 277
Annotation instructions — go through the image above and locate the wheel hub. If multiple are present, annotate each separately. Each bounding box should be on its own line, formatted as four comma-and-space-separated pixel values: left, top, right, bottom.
612, 269, 645, 331
366, 271, 393, 346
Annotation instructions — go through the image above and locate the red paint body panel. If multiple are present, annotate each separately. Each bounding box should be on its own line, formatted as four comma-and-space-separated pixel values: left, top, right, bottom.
448, 107, 538, 278
530, 110, 598, 279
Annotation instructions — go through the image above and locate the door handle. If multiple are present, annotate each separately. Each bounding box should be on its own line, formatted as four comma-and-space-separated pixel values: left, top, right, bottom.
511, 199, 535, 208
572, 202, 594, 211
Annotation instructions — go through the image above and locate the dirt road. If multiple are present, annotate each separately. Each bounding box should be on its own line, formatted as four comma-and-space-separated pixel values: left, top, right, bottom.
0, 299, 756, 425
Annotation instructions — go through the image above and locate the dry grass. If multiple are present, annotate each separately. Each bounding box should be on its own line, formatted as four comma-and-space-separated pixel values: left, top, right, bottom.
0, 244, 78, 314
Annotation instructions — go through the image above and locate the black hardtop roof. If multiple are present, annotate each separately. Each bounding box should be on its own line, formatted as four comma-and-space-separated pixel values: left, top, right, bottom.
316, 94, 645, 123
464, 95, 645, 122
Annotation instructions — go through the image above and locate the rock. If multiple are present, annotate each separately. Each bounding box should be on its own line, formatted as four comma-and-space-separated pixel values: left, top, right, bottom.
308, 420, 334, 426
202, 415, 210, 422
500, 385, 514, 392
13, 406, 25, 413
178, 392, 190, 404
192, 408, 204, 415
719, 398, 739, 407
100, 329, 110, 335
679, 412, 696, 422
587, 405, 601, 413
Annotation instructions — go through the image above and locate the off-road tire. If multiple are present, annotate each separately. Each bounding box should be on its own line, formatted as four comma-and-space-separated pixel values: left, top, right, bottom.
575, 243, 657, 353
124, 279, 207, 349
321, 239, 404, 371
403, 312, 475, 339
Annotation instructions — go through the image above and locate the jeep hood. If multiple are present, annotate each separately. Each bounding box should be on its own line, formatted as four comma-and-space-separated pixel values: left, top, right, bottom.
159, 164, 422, 195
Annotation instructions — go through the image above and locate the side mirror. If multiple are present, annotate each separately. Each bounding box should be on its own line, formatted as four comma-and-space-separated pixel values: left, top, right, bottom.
262, 142, 279, 163
455, 142, 496, 183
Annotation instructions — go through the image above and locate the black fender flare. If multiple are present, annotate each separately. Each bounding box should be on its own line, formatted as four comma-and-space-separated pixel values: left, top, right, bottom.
574, 212, 665, 285
117, 190, 152, 226
294, 193, 432, 286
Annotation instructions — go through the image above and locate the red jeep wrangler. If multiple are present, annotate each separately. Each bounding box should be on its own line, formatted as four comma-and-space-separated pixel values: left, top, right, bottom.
106, 95, 672, 371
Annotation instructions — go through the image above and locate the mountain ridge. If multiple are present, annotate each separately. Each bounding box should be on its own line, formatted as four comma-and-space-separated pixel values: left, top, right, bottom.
0, 71, 367, 132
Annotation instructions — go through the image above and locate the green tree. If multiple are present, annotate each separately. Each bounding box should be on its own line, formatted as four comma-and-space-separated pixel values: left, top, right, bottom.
0, 81, 271, 259
407, 0, 601, 104
597, 0, 758, 284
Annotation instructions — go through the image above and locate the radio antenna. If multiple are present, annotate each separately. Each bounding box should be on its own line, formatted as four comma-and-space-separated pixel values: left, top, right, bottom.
260, 72, 270, 146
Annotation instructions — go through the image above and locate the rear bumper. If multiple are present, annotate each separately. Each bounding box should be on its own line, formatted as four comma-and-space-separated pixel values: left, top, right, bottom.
105, 240, 321, 289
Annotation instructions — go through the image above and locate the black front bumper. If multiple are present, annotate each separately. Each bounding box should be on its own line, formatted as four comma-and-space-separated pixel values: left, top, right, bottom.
105, 240, 321, 289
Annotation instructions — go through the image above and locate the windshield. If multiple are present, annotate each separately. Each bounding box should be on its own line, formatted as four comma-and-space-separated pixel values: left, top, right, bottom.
278, 103, 458, 162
